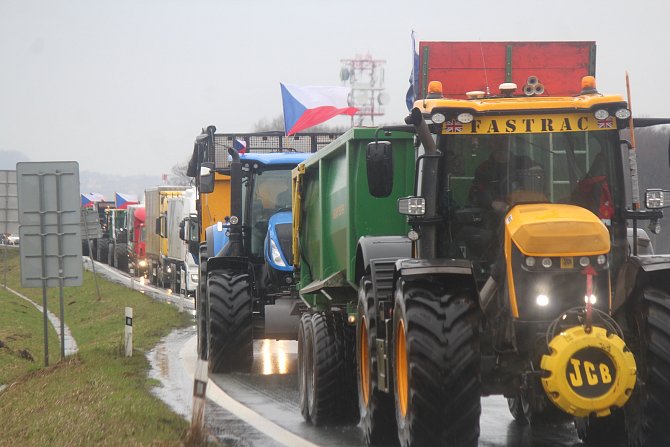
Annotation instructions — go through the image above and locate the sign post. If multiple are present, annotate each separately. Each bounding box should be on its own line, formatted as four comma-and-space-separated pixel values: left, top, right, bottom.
17, 162, 83, 365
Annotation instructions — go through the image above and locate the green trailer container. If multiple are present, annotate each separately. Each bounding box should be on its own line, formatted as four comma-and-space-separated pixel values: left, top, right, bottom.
294, 127, 415, 305
292, 127, 415, 426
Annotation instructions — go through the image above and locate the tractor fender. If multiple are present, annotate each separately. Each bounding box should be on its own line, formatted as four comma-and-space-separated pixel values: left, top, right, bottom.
394, 258, 479, 303
355, 236, 411, 283
613, 254, 670, 312
206, 256, 249, 277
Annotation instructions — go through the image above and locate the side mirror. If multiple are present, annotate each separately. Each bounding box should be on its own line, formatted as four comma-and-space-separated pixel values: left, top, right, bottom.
366, 141, 393, 198
178, 220, 186, 241
199, 162, 215, 194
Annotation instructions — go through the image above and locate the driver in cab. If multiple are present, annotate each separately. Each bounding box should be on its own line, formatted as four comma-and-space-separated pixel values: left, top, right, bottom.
468, 137, 541, 213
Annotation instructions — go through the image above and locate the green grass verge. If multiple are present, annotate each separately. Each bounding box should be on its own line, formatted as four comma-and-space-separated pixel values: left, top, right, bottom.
0, 249, 212, 446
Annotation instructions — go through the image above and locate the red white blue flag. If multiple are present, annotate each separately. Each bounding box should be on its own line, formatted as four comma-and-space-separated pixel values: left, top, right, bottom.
280, 83, 357, 135
81, 192, 105, 208
115, 192, 139, 210
233, 138, 247, 154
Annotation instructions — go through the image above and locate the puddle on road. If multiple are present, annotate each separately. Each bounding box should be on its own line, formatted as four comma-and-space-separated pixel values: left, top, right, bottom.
146, 326, 196, 419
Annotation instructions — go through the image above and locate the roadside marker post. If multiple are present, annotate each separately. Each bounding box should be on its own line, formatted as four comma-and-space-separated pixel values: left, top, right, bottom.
124, 307, 133, 357
191, 358, 208, 433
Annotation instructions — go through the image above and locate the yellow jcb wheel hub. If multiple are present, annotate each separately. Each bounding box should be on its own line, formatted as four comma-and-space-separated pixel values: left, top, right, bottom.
360, 316, 370, 406
541, 326, 636, 418
395, 319, 408, 417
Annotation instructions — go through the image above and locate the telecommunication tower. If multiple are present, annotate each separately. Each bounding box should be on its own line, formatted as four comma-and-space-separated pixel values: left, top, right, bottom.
340, 53, 387, 126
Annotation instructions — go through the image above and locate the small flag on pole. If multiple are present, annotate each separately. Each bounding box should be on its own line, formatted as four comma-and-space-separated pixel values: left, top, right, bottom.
280, 83, 357, 135
233, 138, 247, 154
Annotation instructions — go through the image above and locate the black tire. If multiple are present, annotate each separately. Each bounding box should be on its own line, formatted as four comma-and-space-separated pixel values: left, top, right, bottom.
115, 243, 128, 272
306, 312, 342, 425
97, 239, 109, 264
82, 240, 90, 257
298, 313, 313, 422
91, 239, 98, 261
333, 310, 360, 424
575, 411, 625, 445
393, 280, 481, 447
507, 395, 528, 424
623, 287, 670, 446
357, 276, 396, 444
208, 270, 253, 373
196, 244, 208, 360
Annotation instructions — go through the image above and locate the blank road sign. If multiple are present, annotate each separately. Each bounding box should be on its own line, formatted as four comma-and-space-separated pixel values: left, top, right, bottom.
17, 162, 83, 288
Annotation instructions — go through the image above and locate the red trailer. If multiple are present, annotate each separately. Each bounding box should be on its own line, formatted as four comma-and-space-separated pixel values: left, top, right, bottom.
127, 205, 147, 277
417, 41, 596, 99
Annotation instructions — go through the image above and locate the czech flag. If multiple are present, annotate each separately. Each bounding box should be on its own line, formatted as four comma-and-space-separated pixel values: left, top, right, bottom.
115, 192, 139, 210
81, 192, 105, 208
280, 83, 357, 135
233, 138, 247, 154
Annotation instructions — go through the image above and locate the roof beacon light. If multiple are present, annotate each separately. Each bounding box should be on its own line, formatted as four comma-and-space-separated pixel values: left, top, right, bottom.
580, 76, 598, 95
427, 81, 444, 99
499, 82, 517, 97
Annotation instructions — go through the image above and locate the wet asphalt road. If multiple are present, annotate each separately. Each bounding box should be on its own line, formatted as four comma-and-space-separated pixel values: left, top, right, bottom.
207, 339, 592, 447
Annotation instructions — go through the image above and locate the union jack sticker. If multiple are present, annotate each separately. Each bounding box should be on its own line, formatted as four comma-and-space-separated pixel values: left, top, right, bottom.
597, 117, 614, 129
443, 119, 464, 133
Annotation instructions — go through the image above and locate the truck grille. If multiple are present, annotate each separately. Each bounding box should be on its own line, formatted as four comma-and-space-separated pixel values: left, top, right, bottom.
275, 223, 293, 266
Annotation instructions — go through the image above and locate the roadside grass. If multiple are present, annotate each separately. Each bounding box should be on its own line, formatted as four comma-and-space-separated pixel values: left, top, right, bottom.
0, 249, 215, 446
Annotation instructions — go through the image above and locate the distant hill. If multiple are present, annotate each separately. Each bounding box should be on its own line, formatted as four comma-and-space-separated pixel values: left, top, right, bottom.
0, 150, 190, 202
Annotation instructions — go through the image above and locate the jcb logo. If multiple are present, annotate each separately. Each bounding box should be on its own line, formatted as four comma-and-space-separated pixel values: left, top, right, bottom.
565, 348, 617, 398
568, 359, 612, 387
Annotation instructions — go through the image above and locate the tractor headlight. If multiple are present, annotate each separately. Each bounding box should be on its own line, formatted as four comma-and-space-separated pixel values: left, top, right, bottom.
536, 294, 550, 307
191, 274, 199, 283
594, 109, 609, 120
139, 260, 147, 267
579, 256, 590, 267
615, 108, 631, 119
270, 239, 286, 267
585, 294, 597, 304
597, 255, 607, 265
525, 256, 536, 267
541, 258, 553, 268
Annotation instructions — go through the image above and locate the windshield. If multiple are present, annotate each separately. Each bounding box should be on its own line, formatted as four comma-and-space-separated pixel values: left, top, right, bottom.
441, 130, 621, 217
247, 168, 293, 257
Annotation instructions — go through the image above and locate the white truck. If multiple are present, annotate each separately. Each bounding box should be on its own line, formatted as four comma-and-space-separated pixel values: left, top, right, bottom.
164, 187, 199, 297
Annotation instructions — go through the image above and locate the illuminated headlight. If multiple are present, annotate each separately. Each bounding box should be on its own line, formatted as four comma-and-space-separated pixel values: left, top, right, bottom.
431, 113, 446, 124
597, 255, 607, 265
457, 112, 474, 124
585, 294, 597, 304
398, 197, 426, 216
407, 230, 420, 241
594, 109, 609, 120
646, 190, 664, 209
347, 314, 356, 324
139, 260, 147, 267
525, 256, 536, 267
579, 257, 590, 267
167, 266, 172, 273
536, 294, 550, 306
541, 258, 553, 268
191, 274, 199, 283
229, 215, 239, 225
270, 239, 286, 267
615, 108, 631, 119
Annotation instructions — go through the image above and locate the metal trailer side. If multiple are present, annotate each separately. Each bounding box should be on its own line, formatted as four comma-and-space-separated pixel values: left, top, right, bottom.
293, 128, 416, 309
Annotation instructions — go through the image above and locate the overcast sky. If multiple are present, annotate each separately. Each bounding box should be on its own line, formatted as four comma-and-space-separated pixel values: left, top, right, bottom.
1, 0, 669, 177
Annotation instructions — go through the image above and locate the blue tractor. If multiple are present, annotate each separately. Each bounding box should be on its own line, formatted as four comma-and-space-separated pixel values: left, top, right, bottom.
189, 127, 339, 371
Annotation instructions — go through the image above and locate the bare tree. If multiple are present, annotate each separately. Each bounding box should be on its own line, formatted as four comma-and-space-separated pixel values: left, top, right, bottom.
169, 160, 192, 186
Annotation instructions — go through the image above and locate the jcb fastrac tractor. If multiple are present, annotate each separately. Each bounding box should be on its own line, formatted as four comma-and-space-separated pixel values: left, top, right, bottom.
294, 77, 670, 446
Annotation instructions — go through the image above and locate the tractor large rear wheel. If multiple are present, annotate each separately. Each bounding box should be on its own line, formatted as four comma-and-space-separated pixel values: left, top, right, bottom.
115, 243, 128, 272
623, 287, 670, 446
393, 280, 481, 447
357, 276, 396, 444
208, 270, 253, 373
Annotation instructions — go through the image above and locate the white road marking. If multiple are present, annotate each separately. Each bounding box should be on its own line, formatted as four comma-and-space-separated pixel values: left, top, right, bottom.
179, 335, 318, 447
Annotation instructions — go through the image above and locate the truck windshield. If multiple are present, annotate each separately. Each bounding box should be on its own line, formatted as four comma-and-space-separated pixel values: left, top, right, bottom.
441, 129, 621, 218
248, 168, 293, 256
